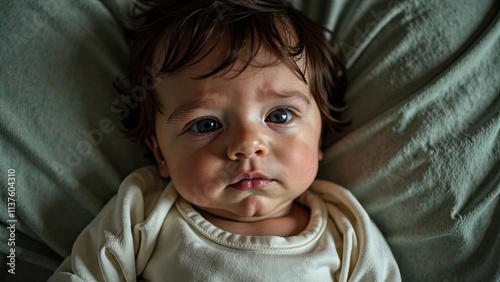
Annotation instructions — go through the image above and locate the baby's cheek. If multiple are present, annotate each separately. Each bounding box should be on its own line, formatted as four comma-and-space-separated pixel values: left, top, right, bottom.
170, 155, 204, 189
281, 141, 319, 184
172, 150, 207, 177
171, 153, 222, 204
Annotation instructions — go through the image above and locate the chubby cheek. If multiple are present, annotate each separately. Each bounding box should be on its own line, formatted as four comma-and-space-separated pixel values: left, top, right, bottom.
278, 139, 320, 189
167, 150, 225, 206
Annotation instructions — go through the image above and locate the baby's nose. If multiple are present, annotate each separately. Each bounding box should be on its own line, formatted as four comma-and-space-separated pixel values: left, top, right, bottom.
227, 126, 268, 160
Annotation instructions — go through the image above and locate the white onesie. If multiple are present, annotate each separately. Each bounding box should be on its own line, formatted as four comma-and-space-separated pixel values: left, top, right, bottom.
49, 166, 400, 282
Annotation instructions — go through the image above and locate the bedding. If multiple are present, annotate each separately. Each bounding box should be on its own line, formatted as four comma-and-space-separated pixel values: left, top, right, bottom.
0, 0, 498, 281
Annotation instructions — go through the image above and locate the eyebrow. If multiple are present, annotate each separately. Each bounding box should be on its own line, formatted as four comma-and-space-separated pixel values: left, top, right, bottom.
166, 89, 310, 123
166, 99, 211, 123
270, 89, 311, 106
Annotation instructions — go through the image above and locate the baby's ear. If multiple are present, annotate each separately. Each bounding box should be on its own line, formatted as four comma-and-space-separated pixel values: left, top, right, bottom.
145, 136, 170, 179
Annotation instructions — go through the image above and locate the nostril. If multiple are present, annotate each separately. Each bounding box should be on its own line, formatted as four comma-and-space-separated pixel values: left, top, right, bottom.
234, 152, 248, 159
230, 146, 267, 160
227, 131, 268, 160
255, 149, 265, 157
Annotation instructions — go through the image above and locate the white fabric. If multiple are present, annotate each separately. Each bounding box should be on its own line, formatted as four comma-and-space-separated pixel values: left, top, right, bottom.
49, 166, 400, 282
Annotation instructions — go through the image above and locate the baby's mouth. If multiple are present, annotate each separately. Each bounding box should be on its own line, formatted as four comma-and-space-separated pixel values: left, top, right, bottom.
230, 178, 274, 190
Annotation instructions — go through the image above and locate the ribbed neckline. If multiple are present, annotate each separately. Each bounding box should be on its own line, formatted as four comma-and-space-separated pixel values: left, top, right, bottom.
175, 190, 327, 251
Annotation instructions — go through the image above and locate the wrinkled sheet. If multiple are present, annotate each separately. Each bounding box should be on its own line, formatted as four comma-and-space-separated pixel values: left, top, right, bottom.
0, 0, 498, 281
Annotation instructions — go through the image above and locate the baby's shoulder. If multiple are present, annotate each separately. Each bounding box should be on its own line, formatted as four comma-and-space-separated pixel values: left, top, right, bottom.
119, 166, 169, 196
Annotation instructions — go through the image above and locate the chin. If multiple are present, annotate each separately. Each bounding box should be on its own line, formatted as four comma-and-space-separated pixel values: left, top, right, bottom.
232, 196, 283, 220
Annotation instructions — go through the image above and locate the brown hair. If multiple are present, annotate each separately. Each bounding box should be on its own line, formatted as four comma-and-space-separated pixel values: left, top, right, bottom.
118, 0, 348, 141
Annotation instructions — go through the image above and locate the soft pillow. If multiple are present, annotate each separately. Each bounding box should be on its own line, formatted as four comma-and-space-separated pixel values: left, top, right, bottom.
0, 1, 150, 280
0, 0, 498, 281
314, 0, 499, 281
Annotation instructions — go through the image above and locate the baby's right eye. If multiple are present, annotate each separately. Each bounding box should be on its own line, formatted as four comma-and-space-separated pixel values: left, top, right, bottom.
188, 118, 222, 134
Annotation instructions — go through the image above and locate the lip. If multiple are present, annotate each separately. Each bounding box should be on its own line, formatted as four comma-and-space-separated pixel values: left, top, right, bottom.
229, 172, 274, 191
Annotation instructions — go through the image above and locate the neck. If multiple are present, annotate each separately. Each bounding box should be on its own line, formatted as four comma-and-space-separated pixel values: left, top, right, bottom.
197, 203, 310, 237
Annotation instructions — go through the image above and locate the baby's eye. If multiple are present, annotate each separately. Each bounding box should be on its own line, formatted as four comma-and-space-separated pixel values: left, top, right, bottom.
188, 118, 222, 133
265, 108, 295, 124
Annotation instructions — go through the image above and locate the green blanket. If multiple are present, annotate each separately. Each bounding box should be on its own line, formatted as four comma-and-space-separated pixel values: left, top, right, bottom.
0, 0, 498, 281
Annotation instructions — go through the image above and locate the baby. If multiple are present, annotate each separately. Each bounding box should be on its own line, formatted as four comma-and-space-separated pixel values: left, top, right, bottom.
50, 0, 400, 281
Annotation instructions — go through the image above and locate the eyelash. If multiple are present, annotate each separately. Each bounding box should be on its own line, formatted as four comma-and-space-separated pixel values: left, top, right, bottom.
183, 106, 299, 135
265, 106, 297, 124
184, 116, 222, 135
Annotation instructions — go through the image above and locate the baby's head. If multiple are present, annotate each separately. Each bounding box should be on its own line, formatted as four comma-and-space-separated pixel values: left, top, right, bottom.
120, 0, 347, 221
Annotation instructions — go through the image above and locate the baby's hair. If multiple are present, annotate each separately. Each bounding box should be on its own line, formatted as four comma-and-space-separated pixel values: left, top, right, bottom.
118, 0, 348, 141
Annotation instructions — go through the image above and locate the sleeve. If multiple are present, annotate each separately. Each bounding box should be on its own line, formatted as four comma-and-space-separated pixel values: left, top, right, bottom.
311, 180, 401, 282
48, 166, 176, 282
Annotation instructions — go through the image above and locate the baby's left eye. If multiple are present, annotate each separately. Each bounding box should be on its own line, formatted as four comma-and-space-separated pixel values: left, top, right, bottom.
265, 108, 295, 124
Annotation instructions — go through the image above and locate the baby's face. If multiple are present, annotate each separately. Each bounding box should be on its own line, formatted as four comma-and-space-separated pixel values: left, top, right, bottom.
151, 47, 323, 222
